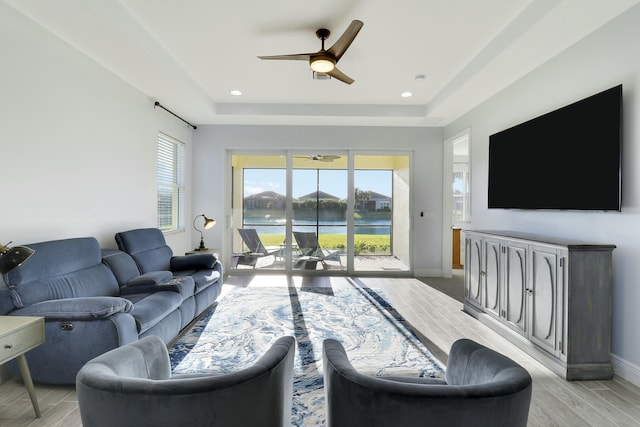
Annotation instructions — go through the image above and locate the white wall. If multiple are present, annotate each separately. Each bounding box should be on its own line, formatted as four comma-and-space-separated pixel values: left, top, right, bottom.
192, 125, 445, 275
0, 3, 195, 281
445, 4, 640, 382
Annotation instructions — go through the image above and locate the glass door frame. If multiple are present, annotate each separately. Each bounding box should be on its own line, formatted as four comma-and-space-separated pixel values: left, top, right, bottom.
226, 149, 414, 276
288, 150, 349, 273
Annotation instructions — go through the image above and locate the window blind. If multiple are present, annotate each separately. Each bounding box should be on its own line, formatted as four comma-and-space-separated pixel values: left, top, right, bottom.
157, 132, 185, 231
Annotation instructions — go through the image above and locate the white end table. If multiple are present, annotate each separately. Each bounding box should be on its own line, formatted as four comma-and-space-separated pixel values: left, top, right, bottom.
0, 316, 44, 418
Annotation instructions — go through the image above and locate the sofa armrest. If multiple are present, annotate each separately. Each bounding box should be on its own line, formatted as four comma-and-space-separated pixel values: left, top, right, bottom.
126, 271, 173, 287
10, 297, 133, 320
170, 253, 217, 271
120, 276, 195, 300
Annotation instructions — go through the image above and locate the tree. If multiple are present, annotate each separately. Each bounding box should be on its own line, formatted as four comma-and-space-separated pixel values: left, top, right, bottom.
355, 188, 371, 211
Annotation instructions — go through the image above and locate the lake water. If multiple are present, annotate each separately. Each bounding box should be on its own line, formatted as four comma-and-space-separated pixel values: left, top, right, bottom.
244, 219, 391, 235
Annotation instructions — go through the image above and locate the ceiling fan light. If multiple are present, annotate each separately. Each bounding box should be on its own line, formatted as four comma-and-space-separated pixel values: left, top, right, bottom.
310, 57, 335, 73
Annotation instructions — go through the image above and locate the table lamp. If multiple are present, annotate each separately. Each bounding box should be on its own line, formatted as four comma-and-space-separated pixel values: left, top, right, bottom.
0, 241, 35, 274
193, 214, 216, 251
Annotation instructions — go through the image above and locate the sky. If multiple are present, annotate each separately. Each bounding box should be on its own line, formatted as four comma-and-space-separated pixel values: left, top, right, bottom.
244, 169, 392, 199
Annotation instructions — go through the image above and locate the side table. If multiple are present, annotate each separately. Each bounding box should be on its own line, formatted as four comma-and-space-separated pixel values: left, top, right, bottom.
0, 316, 44, 418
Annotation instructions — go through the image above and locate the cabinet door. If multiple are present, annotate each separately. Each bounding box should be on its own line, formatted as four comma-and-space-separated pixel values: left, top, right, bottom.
529, 246, 558, 355
483, 239, 501, 318
465, 235, 483, 309
504, 243, 527, 334
557, 251, 568, 362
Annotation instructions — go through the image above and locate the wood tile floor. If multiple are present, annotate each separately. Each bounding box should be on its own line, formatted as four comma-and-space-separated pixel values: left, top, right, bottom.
1, 272, 638, 426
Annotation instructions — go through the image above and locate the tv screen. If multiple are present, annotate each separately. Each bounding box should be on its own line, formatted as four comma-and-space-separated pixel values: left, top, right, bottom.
488, 84, 622, 211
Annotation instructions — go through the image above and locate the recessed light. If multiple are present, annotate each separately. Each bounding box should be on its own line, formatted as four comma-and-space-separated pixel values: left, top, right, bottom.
230, 90, 242, 96
401, 91, 413, 98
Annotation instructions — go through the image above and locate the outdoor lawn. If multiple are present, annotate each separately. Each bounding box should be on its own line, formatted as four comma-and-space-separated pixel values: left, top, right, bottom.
260, 234, 391, 255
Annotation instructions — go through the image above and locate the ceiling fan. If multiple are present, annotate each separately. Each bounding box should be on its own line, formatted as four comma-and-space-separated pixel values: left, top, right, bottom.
294, 155, 342, 162
258, 20, 364, 84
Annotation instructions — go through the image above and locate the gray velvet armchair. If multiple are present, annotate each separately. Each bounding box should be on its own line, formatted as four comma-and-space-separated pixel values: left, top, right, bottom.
76, 335, 296, 427
323, 338, 532, 427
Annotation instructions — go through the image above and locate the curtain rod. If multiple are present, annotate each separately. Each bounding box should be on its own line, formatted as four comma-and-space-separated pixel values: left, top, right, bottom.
154, 101, 197, 130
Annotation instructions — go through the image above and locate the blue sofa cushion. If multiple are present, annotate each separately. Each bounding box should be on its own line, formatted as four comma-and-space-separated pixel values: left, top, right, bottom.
101, 249, 142, 285
126, 271, 173, 287
10, 297, 133, 319
4, 238, 120, 308
170, 253, 217, 270
126, 291, 183, 333
115, 228, 173, 273
174, 269, 220, 292
0, 288, 15, 315
5, 237, 103, 284
7, 265, 120, 308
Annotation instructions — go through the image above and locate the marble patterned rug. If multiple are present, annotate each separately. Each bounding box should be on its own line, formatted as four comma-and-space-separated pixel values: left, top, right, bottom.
169, 285, 445, 426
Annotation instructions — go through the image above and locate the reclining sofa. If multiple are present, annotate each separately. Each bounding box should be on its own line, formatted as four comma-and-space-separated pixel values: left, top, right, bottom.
0, 228, 222, 384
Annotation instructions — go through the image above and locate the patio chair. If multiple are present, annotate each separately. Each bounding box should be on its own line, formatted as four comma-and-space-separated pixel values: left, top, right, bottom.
236, 228, 282, 268
293, 231, 342, 269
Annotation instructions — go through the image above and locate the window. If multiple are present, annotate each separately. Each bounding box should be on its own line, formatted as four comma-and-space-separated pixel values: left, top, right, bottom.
157, 133, 185, 232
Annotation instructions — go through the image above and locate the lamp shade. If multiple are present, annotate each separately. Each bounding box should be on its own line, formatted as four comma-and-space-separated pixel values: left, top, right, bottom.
0, 243, 35, 274
203, 216, 216, 229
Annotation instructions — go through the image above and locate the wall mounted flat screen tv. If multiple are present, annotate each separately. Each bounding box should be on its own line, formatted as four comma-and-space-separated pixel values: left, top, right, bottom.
488, 84, 622, 211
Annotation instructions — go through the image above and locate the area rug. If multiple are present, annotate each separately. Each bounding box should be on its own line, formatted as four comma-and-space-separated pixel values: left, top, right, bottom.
169, 285, 445, 426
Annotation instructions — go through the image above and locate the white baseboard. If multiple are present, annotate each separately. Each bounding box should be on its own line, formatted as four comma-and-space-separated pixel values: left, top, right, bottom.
611, 353, 640, 387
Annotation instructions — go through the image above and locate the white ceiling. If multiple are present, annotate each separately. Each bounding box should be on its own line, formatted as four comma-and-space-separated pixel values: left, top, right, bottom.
5, 0, 639, 127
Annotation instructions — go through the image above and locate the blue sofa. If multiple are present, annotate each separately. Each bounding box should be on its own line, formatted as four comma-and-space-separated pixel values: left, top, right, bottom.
114, 228, 221, 318
0, 231, 222, 384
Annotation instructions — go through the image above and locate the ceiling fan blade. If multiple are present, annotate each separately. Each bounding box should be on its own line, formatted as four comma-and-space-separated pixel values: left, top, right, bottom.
258, 53, 313, 61
327, 67, 355, 85
327, 20, 363, 62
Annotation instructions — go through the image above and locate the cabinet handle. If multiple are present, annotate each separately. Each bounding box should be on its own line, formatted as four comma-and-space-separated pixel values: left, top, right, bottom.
4, 344, 13, 349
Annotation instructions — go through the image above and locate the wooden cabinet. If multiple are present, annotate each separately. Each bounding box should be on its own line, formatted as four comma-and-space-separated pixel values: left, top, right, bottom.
463, 230, 614, 380
452, 227, 463, 269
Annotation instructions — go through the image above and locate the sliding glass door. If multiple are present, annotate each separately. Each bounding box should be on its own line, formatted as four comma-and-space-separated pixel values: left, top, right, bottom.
292, 155, 347, 271
353, 154, 410, 272
230, 152, 411, 274
231, 154, 287, 270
